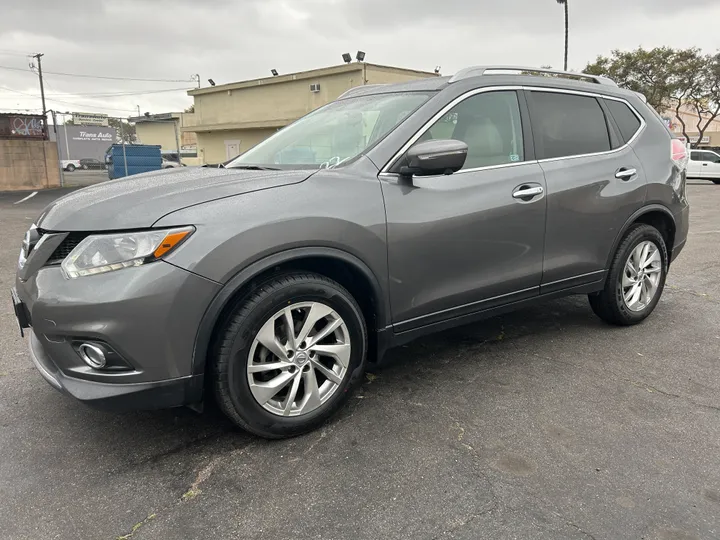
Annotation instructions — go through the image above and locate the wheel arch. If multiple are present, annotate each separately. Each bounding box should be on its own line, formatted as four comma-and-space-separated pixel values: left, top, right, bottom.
191, 247, 389, 376
606, 205, 676, 270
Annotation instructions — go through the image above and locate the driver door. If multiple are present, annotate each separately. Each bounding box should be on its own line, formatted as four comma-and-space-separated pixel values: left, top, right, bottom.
380, 90, 547, 332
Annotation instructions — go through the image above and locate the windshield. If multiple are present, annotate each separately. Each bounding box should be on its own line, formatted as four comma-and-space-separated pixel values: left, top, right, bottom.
226, 92, 431, 169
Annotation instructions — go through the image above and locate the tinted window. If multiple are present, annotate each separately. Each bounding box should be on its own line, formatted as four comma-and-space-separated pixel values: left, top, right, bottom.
690, 151, 702, 162
530, 92, 610, 159
701, 151, 720, 163
605, 99, 642, 143
422, 91, 524, 169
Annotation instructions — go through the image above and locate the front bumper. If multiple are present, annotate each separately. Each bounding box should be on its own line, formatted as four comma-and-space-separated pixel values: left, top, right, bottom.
15, 260, 221, 410
29, 330, 204, 410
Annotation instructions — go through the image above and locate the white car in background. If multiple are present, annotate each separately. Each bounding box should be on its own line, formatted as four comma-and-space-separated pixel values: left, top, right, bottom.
161, 158, 184, 169
687, 149, 720, 184
60, 159, 81, 172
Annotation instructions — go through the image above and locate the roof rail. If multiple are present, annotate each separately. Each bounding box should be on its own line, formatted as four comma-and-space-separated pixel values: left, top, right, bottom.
448, 66, 617, 87
338, 84, 388, 99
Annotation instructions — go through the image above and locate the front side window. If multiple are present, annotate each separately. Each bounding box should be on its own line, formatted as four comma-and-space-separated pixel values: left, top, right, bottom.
701, 151, 720, 163
530, 92, 611, 159
421, 91, 524, 169
226, 92, 431, 169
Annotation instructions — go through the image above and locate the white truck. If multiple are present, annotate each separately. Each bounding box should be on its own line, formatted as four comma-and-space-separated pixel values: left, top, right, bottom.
687, 149, 720, 184
60, 159, 82, 172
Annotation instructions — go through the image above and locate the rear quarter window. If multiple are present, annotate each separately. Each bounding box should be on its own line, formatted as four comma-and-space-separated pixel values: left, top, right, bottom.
605, 99, 642, 143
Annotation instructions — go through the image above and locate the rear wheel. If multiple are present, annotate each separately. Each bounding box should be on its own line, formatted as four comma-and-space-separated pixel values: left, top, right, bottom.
589, 224, 668, 325
66, 164, 75, 172
213, 273, 367, 438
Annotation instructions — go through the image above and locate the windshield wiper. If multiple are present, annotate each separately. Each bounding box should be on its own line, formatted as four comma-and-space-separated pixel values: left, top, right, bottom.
226, 165, 280, 171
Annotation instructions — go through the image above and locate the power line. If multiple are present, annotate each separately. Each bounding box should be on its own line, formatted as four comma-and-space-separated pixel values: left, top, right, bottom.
48, 87, 194, 97
0, 64, 193, 83
44, 96, 138, 113
0, 50, 32, 57
2, 84, 193, 98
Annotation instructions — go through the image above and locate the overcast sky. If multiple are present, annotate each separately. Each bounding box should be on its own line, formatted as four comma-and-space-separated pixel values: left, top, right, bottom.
1, 0, 719, 120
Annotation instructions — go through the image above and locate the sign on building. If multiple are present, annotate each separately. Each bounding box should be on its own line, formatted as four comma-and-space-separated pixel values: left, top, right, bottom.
678, 135, 711, 145
72, 112, 109, 126
54, 125, 117, 160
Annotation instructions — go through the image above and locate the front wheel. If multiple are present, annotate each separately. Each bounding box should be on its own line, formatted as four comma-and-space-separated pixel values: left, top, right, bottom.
213, 273, 367, 438
589, 223, 668, 326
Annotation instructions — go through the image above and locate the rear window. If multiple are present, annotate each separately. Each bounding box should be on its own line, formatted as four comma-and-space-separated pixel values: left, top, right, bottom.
605, 99, 642, 143
530, 92, 611, 159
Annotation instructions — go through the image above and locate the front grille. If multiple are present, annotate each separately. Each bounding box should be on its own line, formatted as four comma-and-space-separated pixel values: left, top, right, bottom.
46, 233, 87, 264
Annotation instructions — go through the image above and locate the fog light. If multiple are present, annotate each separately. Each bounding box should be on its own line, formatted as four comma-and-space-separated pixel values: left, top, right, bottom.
78, 343, 107, 369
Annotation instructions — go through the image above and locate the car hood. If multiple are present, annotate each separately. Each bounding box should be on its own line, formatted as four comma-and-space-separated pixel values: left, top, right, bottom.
37, 167, 312, 231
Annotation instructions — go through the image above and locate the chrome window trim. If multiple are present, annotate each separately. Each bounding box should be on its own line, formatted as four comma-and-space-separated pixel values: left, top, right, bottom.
379, 85, 647, 175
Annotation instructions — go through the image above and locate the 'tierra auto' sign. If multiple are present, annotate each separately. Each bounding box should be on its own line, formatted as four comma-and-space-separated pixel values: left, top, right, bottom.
72, 112, 109, 126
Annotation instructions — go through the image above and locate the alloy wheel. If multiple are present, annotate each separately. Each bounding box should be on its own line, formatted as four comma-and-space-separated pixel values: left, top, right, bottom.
621, 240, 662, 312
247, 301, 351, 417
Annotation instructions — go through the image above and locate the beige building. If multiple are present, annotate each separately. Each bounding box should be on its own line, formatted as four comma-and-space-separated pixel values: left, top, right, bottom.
184, 63, 438, 165
131, 112, 199, 164
665, 105, 720, 148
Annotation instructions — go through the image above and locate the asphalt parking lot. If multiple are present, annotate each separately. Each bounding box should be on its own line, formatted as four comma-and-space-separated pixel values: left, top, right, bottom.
1, 182, 719, 540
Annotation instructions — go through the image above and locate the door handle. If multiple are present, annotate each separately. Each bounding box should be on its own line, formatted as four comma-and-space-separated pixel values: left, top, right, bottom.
512, 186, 544, 199
615, 168, 637, 180
702, 163, 708, 166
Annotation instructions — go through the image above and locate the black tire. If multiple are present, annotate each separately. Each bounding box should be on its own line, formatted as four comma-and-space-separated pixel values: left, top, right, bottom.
213, 272, 367, 438
712, 180, 720, 185
589, 223, 668, 326
66, 164, 75, 172
82, 164, 88, 170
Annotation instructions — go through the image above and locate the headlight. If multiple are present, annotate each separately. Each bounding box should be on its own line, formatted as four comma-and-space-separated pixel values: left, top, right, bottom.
61, 227, 194, 279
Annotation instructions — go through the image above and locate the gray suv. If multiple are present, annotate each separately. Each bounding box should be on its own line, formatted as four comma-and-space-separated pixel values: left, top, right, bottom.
12, 66, 690, 438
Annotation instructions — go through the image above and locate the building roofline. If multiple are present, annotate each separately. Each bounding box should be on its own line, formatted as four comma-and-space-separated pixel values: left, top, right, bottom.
129, 112, 183, 123
188, 63, 437, 96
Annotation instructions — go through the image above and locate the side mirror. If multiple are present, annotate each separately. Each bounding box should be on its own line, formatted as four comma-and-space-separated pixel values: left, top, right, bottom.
399, 139, 468, 177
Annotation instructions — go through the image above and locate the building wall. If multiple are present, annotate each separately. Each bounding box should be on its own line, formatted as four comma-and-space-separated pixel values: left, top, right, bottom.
197, 128, 278, 164
53, 125, 116, 161
193, 71, 364, 129
135, 121, 179, 152
0, 139, 61, 191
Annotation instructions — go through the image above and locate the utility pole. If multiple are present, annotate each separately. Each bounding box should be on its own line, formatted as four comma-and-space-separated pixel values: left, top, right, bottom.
136, 105, 141, 116
32, 53, 48, 138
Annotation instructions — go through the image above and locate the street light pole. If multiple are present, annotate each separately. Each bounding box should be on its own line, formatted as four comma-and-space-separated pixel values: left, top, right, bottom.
556, 0, 569, 71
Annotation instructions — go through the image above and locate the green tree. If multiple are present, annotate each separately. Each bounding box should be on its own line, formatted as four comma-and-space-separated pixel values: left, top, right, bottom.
585, 47, 720, 148
184, 104, 195, 113
108, 117, 136, 144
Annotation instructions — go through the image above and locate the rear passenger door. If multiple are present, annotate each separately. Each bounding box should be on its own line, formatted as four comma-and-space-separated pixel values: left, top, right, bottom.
525, 90, 647, 293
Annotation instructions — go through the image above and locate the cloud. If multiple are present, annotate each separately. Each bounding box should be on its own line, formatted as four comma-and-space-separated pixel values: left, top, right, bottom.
1, 0, 719, 117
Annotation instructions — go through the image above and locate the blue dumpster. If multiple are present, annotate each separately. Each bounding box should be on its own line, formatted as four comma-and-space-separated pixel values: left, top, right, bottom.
108, 144, 162, 179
